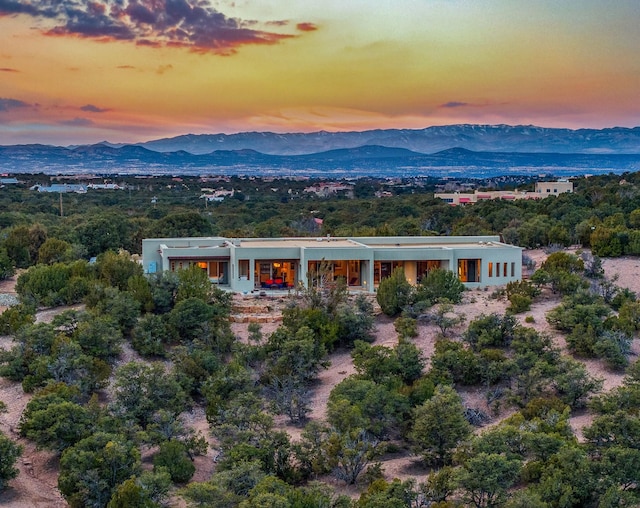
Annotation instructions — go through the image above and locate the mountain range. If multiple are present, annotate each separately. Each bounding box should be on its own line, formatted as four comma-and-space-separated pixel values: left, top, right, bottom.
1, 124, 639, 178
135, 124, 640, 155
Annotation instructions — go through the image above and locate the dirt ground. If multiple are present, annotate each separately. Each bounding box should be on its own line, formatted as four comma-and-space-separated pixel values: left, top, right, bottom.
2, 249, 640, 504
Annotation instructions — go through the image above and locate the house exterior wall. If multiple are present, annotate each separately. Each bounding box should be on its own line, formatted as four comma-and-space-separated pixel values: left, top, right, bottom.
142, 235, 522, 293
535, 180, 573, 195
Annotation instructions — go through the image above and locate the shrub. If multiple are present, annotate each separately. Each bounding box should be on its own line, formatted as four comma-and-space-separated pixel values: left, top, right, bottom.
416, 268, 464, 305
464, 313, 517, 350
507, 294, 532, 314
153, 440, 195, 483
376, 267, 413, 317
0, 431, 22, 491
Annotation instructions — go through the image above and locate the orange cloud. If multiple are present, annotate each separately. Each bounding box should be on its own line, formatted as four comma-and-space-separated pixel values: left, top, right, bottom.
296, 22, 318, 32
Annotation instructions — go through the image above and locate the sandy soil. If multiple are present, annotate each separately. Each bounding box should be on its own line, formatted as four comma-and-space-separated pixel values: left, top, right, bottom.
1, 248, 640, 503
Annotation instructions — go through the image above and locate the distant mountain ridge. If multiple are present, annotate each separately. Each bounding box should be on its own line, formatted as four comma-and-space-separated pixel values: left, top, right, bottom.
1, 141, 639, 178
136, 124, 640, 155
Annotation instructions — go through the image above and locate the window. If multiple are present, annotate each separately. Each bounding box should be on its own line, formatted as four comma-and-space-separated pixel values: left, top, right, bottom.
496, 262, 500, 277
488, 262, 493, 277
239, 259, 249, 279
511, 262, 515, 277
458, 259, 480, 283
503, 263, 508, 277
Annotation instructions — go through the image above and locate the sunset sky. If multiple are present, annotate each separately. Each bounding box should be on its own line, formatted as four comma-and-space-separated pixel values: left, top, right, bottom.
1, 0, 639, 146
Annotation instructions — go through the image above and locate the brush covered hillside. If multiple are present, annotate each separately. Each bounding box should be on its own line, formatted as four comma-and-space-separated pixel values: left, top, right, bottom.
1, 247, 640, 507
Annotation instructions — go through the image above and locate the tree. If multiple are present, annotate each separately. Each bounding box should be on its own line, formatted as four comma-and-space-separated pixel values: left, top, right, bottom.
167, 297, 214, 342
58, 432, 141, 508
326, 428, 380, 485
88, 286, 141, 335
38, 237, 73, 265
429, 338, 481, 386
262, 325, 328, 384
553, 357, 603, 409
376, 267, 413, 317
19, 399, 93, 453
127, 275, 154, 313
148, 212, 214, 238
131, 314, 172, 357
0, 247, 15, 280
541, 251, 584, 274
328, 376, 409, 439
0, 431, 22, 492
335, 294, 375, 347
148, 271, 179, 314
176, 264, 212, 302
107, 477, 159, 508
153, 440, 195, 484
112, 362, 188, 428
416, 268, 465, 305
535, 446, 597, 507
73, 314, 123, 361
464, 313, 517, 351
15, 262, 74, 306
76, 213, 131, 257
410, 385, 472, 466
456, 452, 521, 508
265, 375, 312, 425
424, 301, 465, 336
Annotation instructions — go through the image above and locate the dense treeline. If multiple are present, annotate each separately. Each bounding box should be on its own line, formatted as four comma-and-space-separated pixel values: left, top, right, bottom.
2, 172, 640, 274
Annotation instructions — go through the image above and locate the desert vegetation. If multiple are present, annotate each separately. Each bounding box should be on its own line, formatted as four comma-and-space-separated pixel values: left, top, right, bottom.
1, 172, 640, 506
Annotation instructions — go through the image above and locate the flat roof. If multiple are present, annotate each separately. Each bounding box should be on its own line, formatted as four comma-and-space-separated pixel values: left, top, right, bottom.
237, 238, 359, 249
361, 241, 509, 249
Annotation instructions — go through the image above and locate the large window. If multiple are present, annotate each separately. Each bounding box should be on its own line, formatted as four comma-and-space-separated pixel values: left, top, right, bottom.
308, 260, 362, 287
256, 260, 296, 288
207, 261, 228, 283
169, 259, 229, 283
458, 259, 480, 283
238, 259, 249, 279
374, 261, 405, 284
417, 260, 442, 281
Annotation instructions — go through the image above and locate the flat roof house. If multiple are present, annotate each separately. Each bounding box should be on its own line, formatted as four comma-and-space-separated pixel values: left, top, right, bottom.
142, 236, 522, 294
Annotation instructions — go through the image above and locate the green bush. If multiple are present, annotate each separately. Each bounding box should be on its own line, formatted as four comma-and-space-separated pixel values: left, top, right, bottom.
153, 440, 195, 484
0, 431, 22, 491
376, 267, 413, 317
416, 268, 464, 305
507, 294, 532, 314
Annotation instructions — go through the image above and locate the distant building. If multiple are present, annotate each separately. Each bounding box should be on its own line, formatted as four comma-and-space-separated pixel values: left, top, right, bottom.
534, 180, 573, 195
435, 180, 573, 205
30, 184, 87, 193
200, 188, 235, 201
303, 182, 354, 198
87, 183, 122, 190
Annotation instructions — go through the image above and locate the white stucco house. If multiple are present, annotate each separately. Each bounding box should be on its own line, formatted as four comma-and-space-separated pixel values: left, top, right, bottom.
142, 235, 522, 293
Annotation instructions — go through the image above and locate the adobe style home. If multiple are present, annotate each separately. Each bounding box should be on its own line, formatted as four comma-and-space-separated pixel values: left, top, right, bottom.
142, 236, 522, 294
